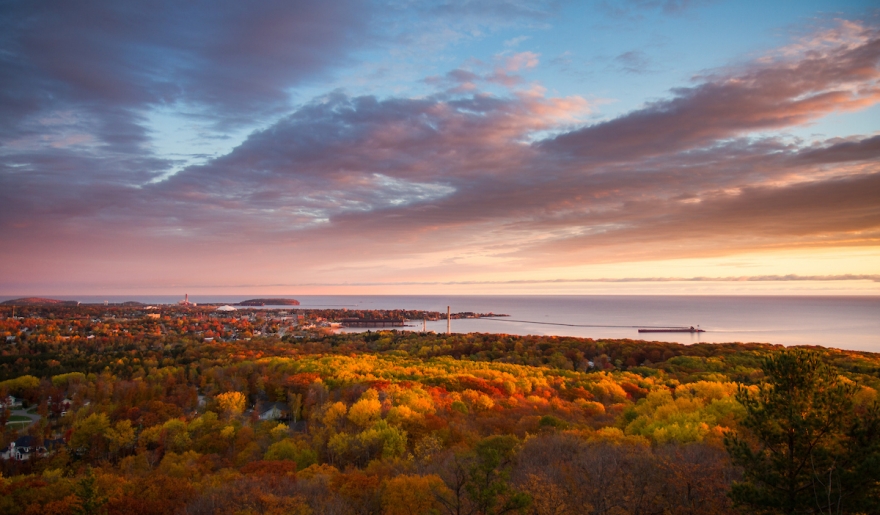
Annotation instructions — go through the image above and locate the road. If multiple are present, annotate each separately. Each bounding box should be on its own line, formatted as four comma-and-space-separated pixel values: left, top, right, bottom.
4, 408, 41, 429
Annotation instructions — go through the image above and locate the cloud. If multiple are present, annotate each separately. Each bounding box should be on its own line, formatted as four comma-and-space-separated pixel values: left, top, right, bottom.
797, 134, 880, 164
199, 274, 880, 287
544, 23, 880, 160
503, 51, 540, 71
504, 35, 532, 47
155, 20, 876, 264
631, 0, 717, 15
424, 69, 483, 92
381, 0, 557, 54
614, 50, 652, 73
143, 89, 589, 236
525, 170, 880, 265
0, 0, 373, 151
425, 52, 542, 91
597, 0, 718, 19
1, 17, 879, 290
423, 0, 559, 22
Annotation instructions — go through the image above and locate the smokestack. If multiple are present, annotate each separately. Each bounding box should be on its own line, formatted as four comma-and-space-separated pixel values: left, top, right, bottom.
447, 306, 450, 335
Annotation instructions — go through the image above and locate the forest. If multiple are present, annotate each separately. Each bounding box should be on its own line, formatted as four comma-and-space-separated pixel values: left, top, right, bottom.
0, 305, 878, 514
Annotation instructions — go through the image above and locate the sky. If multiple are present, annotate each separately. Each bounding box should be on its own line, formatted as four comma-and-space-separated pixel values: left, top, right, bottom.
0, 0, 879, 296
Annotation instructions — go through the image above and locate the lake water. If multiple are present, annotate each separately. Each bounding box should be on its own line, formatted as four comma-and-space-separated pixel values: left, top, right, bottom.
4, 294, 878, 352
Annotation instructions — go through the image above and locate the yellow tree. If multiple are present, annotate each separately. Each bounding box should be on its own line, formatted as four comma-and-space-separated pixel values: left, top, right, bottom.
106, 419, 135, 458
216, 391, 246, 418
70, 413, 110, 460
348, 389, 382, 427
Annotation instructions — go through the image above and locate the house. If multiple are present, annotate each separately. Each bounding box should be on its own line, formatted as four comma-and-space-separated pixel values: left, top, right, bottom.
0, 395, 22, 410
1, 435, 66, 461
3, 436, 41, 461
48, 396, 72, 416
13, 447, 34, 461
258, 402, 290, 421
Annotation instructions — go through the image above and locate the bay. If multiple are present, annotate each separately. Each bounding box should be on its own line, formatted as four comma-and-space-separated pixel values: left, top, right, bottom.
2, 294, 878, 352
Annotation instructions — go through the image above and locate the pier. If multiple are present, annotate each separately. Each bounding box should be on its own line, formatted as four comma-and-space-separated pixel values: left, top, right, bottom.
638, 326, 704, 333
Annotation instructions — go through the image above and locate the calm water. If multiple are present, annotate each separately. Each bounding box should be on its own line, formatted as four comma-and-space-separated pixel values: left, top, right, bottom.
3, 295, 878, 352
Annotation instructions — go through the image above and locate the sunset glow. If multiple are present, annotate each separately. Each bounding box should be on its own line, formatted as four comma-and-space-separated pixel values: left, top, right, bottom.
1, 1, 878, 295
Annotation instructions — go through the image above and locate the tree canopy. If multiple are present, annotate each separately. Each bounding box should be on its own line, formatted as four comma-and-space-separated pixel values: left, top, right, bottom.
725, 349, 880, 514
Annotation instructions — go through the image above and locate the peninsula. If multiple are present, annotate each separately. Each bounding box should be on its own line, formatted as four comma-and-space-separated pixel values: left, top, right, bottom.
236, 298, 301, 306
0, 297, 79, 306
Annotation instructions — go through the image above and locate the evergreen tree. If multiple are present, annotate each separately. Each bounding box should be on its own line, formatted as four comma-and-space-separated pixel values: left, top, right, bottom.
725, 349, 880, 514
73, 467, 108, 515
466, 435, 531, 515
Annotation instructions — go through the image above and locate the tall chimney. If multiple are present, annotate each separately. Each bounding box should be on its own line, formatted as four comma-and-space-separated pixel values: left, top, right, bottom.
447, 306, 451, 335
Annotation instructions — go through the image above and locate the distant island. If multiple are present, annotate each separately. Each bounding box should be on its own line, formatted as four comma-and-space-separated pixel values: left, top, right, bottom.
236, 298, 301, 306
1, 297, 79, 306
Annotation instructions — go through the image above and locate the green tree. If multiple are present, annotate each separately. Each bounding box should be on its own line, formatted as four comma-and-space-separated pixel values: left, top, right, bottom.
73, 467, 108, 515
434, 435, 530, 515
725, 349, 880, 514
469, 436, 530, 514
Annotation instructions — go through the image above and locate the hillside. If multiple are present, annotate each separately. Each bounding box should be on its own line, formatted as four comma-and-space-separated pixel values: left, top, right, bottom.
0, 304, 878, 514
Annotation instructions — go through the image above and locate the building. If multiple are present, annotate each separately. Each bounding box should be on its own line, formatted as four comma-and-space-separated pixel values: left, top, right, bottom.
1, 436, 65, 461
178, 294, 197, 306
0, 395, 22, 410
258, 402, 290, 421
3, 436, 36, 461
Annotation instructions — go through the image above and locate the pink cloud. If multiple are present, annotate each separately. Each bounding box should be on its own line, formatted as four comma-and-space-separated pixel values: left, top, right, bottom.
2, 20, 879, 290
546, 22, 880, 160
503, 51, 540, 71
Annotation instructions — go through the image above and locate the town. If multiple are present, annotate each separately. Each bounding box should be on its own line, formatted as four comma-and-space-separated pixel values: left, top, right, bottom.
1, 302, 879, 513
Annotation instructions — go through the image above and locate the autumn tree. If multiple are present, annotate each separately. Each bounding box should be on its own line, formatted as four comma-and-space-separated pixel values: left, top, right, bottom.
435, 435, 531, 515
383, 474, 447, 515
106, 419, 135, 459
72, 468, 107, 515
216, 391, 246, 418
348, 389, 382, 427
725, 349, 880, 514
289, 392, 303, 423
70, 413, 111, 461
